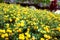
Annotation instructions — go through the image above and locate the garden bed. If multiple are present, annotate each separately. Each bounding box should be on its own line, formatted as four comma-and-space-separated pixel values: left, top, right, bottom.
0, 3, 60, 40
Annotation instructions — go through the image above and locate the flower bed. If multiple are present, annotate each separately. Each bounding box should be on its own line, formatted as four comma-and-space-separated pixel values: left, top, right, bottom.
0, 3, 60, 40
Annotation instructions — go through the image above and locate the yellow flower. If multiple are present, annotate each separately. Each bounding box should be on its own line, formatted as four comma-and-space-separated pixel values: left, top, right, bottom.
1, 34, 5, 38
0, 29, 5, 33
19, 33, 25, 40
17, 11, 20, 14
44, 34, 51, 39
34, 26, 38, 30
17, 29, 22, 33
4, 33, 8, 37
59, 24, 60, 26
25, 32, 31, 38
49, 13, 56, 17
20, 22, 25, 27
9, 18, 12, 22
46, 39, 49, 40
41, 24, 45, 27
21, 20, 25, 23
6, 29, 12, 33
5, 38, 9, 40
32, 36, 35, 40
40, 38, 44, 40
33, 22, 36, 25
3, 8, 8, 12
54, 37, 58, 40
44, 27, 49, 32
15, 18, 19, 22
56, 27, 60, 31
25, 37, 29, 40
16, 23, 21, 27
6, 23, 9, 28
2, 30, 5, 33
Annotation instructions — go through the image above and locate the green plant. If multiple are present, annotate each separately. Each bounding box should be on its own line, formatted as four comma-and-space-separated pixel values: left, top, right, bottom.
0, 3, 60, 40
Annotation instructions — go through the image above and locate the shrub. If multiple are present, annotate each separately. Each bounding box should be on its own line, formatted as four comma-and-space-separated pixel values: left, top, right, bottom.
0, 3, 60, 40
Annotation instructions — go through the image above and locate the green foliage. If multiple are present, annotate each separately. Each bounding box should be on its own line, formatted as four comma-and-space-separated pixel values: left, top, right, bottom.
0, 0, 3, 3
0, 3, 60, 40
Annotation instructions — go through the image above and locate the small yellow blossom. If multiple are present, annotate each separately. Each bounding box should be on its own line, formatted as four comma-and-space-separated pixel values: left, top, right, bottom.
0, 29, 5, 33
34, 26, 38, 30
1, 34, 5, 38
40, 38, 44, 40
25, 32, 31, 38
20, 22, 25, 27
5, 38, 9, 40
32, 36, 35, 40
46, 39, 49, 40
4, 33, 8, 37
19, 33, 25, 40
6, 23, 9, 28
17, 23, 21, 27
9, 18, 12, 22
2, 30, 5, 33
44, 34, 51, 39
17, 29, 22, 33
56, 27, 60, 31
15, 18, 19, 22
44, 27, 49, 32
59, 24, 60, 26
6, 29, 12, 33
25, 37, 29, 40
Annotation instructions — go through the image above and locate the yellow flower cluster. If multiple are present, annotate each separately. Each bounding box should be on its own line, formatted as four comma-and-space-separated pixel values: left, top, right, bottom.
0, 3, 60, 40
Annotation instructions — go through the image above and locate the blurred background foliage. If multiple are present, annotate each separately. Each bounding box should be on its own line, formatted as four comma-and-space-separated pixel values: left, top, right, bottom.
0, 0, 3, 3
3, 0, 50, 4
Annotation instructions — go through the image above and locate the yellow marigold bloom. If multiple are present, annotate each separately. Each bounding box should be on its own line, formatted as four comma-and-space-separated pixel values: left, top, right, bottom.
44, 34, 51, 39
40, 38, 44, 40
1, 34, 5, 38
19, 33, 25, 40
